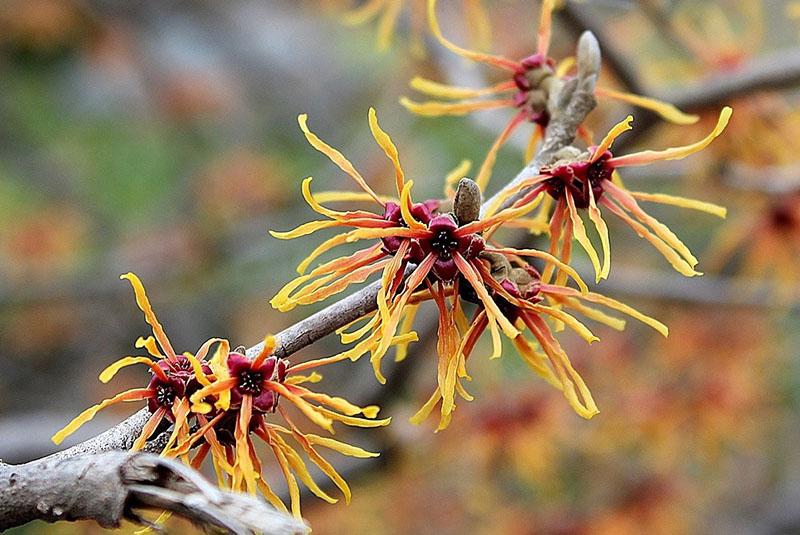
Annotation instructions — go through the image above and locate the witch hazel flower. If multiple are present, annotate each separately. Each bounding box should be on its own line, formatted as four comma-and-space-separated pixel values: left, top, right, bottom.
490, 107, 732, 282
51, 272, 223, 451
182, 336, 390, 519
270, 110, 549, 380
400, 0, 700, 191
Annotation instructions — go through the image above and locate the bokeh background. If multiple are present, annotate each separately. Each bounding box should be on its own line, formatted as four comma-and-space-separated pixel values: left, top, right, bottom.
2, 0, 800, 533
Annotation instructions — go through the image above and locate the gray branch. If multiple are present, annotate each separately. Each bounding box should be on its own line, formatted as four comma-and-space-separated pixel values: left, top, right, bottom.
0, 452, 307, 534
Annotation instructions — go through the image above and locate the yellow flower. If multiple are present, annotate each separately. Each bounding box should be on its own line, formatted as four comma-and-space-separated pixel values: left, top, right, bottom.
178, 337, 391, 519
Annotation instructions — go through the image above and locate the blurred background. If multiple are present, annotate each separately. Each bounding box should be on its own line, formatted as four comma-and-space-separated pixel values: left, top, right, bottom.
1, 0, 799, 533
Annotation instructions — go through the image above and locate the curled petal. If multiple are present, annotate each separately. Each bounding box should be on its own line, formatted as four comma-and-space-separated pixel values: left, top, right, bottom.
99, 356, 167, 384
135, 336, 162, 358
298, 114, 385, 205
609, 106, 732, 167
427, 0, 521, 71
52, 388, 152, 445
591, 115, 633, 163
121, 273, 176, 360
368, 107, 406, 197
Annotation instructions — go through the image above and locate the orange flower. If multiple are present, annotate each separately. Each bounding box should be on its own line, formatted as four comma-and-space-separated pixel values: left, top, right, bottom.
492, 107, 731, 282
401, 0, 699, 190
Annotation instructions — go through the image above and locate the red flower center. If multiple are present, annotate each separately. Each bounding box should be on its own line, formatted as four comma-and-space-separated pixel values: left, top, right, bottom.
429, 228, 460, 260
543, 151, 615, 209
237, 370, 264, 396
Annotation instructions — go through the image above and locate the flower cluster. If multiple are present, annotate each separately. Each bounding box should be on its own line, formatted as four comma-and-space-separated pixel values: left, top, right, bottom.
49, 2, 737, 525
52, 273, 389, 519
272, 110, 676, 429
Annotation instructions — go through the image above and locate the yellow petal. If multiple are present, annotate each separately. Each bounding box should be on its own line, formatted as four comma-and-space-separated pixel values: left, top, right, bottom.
591, 115, 633, 162
410, 76, 514, 99
427, 0, 521, 71
627, 191, 727, 218
565, 192, 603, 283
368, 107, 405, 197
596, 86, 699, 125
400, 96, 514, 117
120, 273, 176, 359
52, 388, 151, 444
610, 107, 732, 167
305, 434, 381, 458
298, 113, 384, 204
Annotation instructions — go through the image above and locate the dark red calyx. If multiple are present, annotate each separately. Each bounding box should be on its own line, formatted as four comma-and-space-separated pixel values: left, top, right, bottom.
208, 411, 261, 446
146, 374, 186, 416
543, 151, 614, 209
769, 203, 798, 230
227, 352, 288, 413
519, 53, 554, 70
411, 215, 485, 282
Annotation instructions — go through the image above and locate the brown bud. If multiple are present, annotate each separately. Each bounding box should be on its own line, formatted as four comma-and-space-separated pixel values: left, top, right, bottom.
454, 178, 481, 225
480, 251, 512, 281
